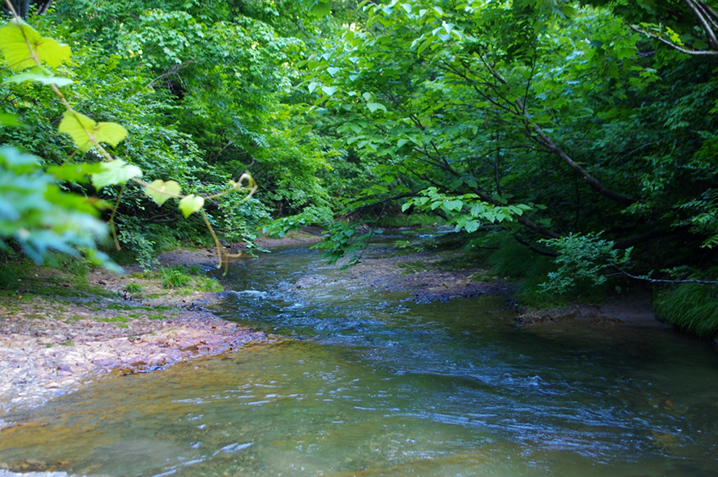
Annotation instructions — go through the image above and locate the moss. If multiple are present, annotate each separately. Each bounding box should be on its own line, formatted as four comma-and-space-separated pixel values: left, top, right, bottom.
193, 276, 222, 292
97, 317, 130, 323
654, 283, 718, 338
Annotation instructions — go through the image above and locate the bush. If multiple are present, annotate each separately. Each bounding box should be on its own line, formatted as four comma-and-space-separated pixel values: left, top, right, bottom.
467, 231, 612, 307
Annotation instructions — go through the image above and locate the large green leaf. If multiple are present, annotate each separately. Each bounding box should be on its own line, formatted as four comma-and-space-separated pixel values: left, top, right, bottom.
58, 111, 128, 152
146, 179, 181, 206
179, 194, 205, 217
91, 159, 142, 190
310, 0, 331, 17
0, 113, 20, 127
5, 69, 73, 87
0, 20, 71, 72
47, 162, 103, 183
366, 102, 387, 113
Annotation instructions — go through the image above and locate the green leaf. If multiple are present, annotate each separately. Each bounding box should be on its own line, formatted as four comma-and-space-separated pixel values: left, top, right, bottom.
310, 0, 331, 17
58, 111, 128, 152
0, 20, 71, 72
91, 159, 143, 190
46, 162, 103, 182
146, 179, 181, 206
179, 194, 205, 218
444, 199, 463, 212
321, 85, 337, 96
0, 113, 20, 127
464, 220, 480, 233
366, 102, 387, 113
4, 70, 73, 87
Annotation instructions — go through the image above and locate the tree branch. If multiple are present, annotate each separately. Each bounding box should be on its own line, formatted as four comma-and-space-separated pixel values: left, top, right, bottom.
627, 23, 718, 56
514, 234, 558, 256
340, 192, 416, 219
686, 0, 718, 49
610, 264, 718, 285
517, 98, 638, 206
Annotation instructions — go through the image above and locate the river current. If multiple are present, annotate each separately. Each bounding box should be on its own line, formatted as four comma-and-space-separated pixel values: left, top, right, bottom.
1, 244, 717, 476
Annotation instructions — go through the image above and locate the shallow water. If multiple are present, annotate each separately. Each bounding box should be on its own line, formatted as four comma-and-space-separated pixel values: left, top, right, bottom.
1, 245, 718, 476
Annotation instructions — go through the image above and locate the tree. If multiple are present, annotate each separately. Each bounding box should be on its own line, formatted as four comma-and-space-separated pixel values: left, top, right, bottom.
301, 0, 716, 282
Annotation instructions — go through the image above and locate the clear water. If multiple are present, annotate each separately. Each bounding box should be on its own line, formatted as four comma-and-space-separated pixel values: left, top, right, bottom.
1, 245, 718, 476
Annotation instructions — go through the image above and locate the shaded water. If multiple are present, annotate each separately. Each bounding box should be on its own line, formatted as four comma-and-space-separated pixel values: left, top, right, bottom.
1, 244, 718, 476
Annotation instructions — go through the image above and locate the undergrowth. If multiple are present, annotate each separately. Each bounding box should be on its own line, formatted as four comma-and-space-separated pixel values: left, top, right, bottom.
156, 266, 221, 292
466, 232, 610, 308
654, 284, 718, 338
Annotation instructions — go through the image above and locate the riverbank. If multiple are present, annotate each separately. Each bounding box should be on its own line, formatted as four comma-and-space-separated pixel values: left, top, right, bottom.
321, 234, 668, 331
0, 252, 267, 421
0, 230, 326, 418
0, 228, 676, 423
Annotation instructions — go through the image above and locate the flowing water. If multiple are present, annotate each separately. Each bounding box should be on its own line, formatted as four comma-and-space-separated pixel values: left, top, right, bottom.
1, 244, 718, 476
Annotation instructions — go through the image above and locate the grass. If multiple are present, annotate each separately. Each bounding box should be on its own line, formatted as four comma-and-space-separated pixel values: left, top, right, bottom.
124, 283, 143, 293
161, 267, 192, 288
654, 283, 718, 338
151, 266, 221, 291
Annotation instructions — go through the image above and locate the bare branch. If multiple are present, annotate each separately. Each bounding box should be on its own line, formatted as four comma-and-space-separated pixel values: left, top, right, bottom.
627, 23, 718, 56
514, 234, 558, 256
610, 264, 718, 285
686, 0, 718, 49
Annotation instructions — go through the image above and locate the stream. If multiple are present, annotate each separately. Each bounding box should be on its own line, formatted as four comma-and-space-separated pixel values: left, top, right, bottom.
1, 243, 718, 476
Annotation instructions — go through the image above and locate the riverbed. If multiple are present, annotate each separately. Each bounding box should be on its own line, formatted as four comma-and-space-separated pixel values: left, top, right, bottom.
1, 243, 717, 476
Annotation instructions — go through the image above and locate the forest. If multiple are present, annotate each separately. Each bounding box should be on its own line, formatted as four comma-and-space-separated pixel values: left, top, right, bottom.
1, 0, 717, 336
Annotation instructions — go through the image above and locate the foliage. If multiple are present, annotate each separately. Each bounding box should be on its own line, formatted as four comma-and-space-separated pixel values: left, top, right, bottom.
312, 221, 375, 267
654, 283, 718, 338
403, 187, 532, 233
540, 233, 632, 294
1, 0, 717, 337
157, 266, 221, 291
297, 0, 716, 297
0, 145, 116, 268
0, 6, 259, 270
262, 205, 333, 238
123, 282, 143, 293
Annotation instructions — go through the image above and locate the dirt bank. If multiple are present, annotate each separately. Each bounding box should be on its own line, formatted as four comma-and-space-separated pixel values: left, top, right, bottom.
316, 234, 665, 330
324, 245, 512, 303
0, 230, 324, 419
513, 290, 671, 329
0, 248, 272, 421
